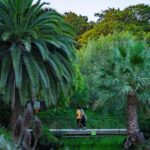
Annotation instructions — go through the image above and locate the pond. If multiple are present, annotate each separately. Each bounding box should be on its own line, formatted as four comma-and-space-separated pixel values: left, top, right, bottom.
59, 136, 125, 150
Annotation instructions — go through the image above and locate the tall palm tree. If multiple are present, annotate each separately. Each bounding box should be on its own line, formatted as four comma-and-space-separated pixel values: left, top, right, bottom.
0, 0, 75, 125
97, 34, 150, 147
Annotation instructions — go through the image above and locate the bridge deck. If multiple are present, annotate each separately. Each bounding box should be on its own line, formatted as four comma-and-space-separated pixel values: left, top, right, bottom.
49, 129, 127, 136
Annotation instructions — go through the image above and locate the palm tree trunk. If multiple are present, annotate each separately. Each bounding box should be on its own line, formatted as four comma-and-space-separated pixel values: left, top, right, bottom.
127, 93, 139, 135
11, 91, 23, 129
124, 93, 145, 149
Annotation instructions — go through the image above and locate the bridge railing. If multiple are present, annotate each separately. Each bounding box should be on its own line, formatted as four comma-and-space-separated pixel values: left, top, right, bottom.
46, 117, 126, 129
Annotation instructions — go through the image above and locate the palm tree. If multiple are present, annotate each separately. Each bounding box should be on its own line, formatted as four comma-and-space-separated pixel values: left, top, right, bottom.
97, 33, 150, 147
0, 0, 75, 125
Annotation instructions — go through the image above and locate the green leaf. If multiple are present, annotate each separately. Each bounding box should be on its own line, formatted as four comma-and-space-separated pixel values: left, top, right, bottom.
10, 43, 22, 88
23, 53, 39, 94
1, 32, 11, 41
0, 55, 11, 89
21, 38, 31, 52
0, 0, 75, 106
18, 74, 29, 105
33, 40, 49, 60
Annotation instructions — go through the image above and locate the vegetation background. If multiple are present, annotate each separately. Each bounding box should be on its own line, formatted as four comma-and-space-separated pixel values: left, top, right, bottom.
0, 0, 150, 149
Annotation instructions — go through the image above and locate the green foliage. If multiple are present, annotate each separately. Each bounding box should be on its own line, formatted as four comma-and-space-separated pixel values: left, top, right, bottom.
71, 64, 89, 107
78, 33, 126, 108
0, 99, 10, 127
144, 32, 150, 45
140, 117, 150, 138
78, 32, 150, 112
137, 103, 150, 139
79, 4, 150, 45
38, 126, 60, 147
53, 63, 89, 108
64, 11, 94, 36
56, 92, 70, 108
0, 128, 12, 140
64, 11, 95, 48
38, 108, 76, 128
0, 0, 75, 106
38, 108, 126, 130
0, 128, 14, 150
96, 33, 150, 104
37, 107, 126, 148
0, 135, 15, 150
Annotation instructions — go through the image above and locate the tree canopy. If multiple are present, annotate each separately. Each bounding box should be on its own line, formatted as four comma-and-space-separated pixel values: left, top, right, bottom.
78, 32, 150, 110
79, 4, 150, 45
0, 0, 75, 106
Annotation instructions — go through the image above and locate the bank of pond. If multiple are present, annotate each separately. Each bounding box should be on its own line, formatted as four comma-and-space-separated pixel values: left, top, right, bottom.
37, 135, 150, 150
37, 136, 125, 150
36, 108, 150, 149
0, 107, 150, 149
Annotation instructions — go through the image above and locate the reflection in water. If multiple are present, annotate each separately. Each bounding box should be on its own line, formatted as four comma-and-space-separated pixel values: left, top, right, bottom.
59, 136, 125, 150
61, 145, 124, 150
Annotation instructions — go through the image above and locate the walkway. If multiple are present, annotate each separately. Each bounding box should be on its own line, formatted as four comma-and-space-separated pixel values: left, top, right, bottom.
49, 128, 127, 137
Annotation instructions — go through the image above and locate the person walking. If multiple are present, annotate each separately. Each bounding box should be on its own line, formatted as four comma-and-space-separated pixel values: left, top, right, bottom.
76, 106, 81, 129
81, 109, 87, 129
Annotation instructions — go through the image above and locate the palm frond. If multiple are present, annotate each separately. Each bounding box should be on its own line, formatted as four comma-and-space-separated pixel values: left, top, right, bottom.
0, 0, 75, 106
18, 74, 29, 105
10, 43, 22, 88
96, 33, 150, 105
23, 53, 39, 95
33, 40, 49, 60
0, 55, 11, 89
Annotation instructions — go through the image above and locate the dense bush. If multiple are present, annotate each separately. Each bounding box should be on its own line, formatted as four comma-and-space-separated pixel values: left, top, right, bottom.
71, 64, 89, 107
78, 32, 134, 111
0, 99, 11, 127
0, 128, 13, 150
0, 135, 14, 150
140, 118, 150, 138
37, 126, 61, 149
38, 108, 126, 129
78, 4, 150, 45
0, 128, 11, 140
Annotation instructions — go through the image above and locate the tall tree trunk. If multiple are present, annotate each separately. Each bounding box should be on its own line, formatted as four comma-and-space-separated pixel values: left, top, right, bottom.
124, 93, 145, 149
127, 93, 139, 135
11, 91, 23, 129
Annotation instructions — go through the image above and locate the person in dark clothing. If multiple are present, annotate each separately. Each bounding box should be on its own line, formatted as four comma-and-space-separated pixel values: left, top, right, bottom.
80, 109, 87, 129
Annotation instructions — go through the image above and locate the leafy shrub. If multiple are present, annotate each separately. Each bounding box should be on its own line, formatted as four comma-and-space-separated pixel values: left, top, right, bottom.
140, 118, 150, 138
71, 64, 89, 107
0, 99, 11, 127
0, 135, 15, 150
37, 125, 60, 148
38, 107, 125, 129
0, 127, 11, 140
0, 127, 14, 150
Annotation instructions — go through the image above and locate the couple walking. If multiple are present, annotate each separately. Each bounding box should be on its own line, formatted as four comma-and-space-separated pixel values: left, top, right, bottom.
76, 106, 87, 129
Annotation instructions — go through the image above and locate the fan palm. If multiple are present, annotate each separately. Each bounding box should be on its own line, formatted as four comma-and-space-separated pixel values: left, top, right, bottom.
0, 0, 75, 124
97, 36, 150, 147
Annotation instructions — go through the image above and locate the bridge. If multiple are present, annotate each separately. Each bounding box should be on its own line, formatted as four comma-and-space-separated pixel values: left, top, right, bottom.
48, 117, 127, 137
49, 128, 127, 137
